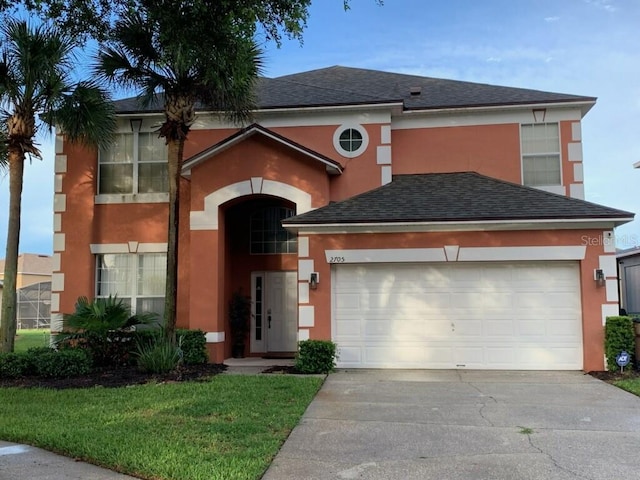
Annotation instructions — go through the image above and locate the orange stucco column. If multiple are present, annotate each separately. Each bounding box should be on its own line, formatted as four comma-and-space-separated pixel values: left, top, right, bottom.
189, 229, 226, 363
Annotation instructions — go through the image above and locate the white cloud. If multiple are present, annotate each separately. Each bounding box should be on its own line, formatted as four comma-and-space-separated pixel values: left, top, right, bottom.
545, 16, 560, 22
584, 0, 617, 12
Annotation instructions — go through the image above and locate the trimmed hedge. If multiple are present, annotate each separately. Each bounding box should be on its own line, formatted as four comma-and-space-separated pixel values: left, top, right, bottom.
0, 348, 92, 379
295, 340, 337, 374
604, 316, 635, 370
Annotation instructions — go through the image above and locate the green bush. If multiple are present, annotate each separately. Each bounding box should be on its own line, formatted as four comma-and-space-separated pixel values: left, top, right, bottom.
0, 352, 30, 378
177, 329, 208, 365
61, 296, 160, 368
135, 337, 182, 374
604, 316, 635, 370
295, 340, 337, 374
33, 349, 92, 378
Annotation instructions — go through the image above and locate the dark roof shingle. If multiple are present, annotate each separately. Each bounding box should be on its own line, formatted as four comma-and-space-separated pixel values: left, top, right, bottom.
283, 172, 633, 225
114, 66, 595, 113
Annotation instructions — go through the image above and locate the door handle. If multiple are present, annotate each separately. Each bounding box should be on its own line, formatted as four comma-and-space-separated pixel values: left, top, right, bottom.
451, 322, 455, 332
268, 309, 272, 328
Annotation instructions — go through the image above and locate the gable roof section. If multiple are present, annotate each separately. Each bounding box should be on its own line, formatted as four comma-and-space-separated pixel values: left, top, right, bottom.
283, 172, 633, 231
113, 66, 596, 114
182, 123, 343, 176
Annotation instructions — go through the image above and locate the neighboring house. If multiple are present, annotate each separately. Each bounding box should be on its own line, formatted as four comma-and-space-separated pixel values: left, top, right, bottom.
0, 253, 53, 289
0, 254, 53, 329
618, 247, 640, 316
51, 66, 634, 371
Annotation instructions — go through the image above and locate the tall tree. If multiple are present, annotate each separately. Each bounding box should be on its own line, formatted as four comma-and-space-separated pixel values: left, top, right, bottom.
0, 19, 115, 352
96, 3, 268, 343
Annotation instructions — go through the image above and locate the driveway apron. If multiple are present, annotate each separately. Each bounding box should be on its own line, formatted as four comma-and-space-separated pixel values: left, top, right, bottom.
262, 370, 640, 480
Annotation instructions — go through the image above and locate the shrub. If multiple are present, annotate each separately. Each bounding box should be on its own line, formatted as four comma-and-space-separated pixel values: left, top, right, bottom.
33, 349, 92, 378
135, 337, 182, 374
295, 340, 337, 374
0, 352, 30, 378
61, 296, 160, 368
177, 329, 208, 365
604, 316, 635, 370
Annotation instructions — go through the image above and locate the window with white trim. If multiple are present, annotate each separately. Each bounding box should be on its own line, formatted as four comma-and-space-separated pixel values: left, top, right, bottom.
250, 206, 297, 254
333, 124, 369, 158
521, 123, 561, 186
96, 253, 166, 317
98, 132, 168, 194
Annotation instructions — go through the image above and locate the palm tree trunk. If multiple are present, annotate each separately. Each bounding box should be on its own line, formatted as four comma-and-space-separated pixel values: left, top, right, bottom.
0, 149, 25, 353
164, 137, 184, 345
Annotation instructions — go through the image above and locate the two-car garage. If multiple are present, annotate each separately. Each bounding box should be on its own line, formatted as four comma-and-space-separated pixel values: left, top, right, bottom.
333, 262, 583, 370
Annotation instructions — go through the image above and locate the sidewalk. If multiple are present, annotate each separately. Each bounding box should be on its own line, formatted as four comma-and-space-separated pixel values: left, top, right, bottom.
0, 441, 140, 480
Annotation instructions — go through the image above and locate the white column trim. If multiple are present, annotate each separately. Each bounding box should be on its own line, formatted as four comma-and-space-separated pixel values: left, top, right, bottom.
205, 332, 225, 343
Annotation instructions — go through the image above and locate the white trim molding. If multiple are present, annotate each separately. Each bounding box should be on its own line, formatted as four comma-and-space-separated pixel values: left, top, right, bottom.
190, 179, 313, 231
54, 155, 67, 173
325, 248, 446, 263
298, 329, 310, 341
287, 217, 634, 234
324, 245, 586, 264
90, 243, 167, 254
205, 332, 225, 343
457, 246, 586, 261
94, 193, 169, 205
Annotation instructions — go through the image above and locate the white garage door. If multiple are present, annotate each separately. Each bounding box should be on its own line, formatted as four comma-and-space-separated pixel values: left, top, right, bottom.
333, 262, 583, 370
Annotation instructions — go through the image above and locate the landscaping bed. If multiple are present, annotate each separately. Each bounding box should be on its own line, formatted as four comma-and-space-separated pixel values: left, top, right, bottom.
0, 362, 226, 389
588, 369, 640, 382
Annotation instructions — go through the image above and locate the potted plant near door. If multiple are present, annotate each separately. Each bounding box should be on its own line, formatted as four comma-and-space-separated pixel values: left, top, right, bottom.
229, 290, 251, 358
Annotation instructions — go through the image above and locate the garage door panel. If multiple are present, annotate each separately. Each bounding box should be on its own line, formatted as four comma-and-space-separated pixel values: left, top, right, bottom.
334, 262, 583, 370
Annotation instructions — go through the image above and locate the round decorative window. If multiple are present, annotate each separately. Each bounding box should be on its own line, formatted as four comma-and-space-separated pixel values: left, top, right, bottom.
339, 129, 363, 152
333, 124, 369, 158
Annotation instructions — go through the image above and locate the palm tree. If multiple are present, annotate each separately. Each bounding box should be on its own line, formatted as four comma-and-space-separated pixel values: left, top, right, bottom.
96, 7, 262, 344
0, 19, 115, 353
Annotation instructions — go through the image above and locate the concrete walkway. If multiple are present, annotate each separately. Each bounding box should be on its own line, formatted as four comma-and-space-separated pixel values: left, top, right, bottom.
262, 370, 640, 480
0, 441, 139, 480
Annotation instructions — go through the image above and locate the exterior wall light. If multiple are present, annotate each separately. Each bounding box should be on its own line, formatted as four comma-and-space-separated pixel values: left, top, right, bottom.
309, 272, 319, 290
594, 269, 605, 286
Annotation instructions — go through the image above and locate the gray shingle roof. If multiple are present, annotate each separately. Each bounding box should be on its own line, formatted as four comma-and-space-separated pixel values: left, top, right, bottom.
113, 66, 595, 113
282, 172, 633, 225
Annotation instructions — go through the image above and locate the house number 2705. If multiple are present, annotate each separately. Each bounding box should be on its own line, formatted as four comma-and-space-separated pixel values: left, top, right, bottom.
329, 256, 346, 263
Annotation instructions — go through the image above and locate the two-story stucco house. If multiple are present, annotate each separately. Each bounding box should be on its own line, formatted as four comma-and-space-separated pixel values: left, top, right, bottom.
50, 66, 634, 371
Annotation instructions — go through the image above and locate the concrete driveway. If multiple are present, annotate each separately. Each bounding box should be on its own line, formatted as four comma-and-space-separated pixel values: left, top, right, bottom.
263, 370, 640, 480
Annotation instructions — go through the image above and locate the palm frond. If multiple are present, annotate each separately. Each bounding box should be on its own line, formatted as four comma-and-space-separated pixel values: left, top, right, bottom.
48, 81, 116, 150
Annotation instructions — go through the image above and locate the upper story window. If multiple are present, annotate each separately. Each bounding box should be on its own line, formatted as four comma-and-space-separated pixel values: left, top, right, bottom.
521, 123, 561, 186
98, 132, 168, 195
333, 123, 369, 158
96, 253, 166, 318
250, 206, 297, 254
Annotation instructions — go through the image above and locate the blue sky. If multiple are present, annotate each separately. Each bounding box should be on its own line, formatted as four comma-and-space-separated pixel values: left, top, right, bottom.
1, 0, 639, 255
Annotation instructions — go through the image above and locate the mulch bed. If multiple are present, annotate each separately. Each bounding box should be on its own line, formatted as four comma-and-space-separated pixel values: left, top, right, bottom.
0, 363, 227, 390
588, 369, 640, 383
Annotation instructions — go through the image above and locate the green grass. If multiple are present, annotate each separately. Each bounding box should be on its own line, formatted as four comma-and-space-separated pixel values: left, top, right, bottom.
14, 329, 50, 352
613, 378, 640, 396
0, 375, 323, 480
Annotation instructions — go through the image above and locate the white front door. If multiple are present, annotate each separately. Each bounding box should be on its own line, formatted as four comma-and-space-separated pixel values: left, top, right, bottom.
251, 271, 298, 353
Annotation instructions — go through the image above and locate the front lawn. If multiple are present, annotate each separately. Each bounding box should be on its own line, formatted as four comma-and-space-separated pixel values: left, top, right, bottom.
613, 377, 640, 396
0, 375, 322, 480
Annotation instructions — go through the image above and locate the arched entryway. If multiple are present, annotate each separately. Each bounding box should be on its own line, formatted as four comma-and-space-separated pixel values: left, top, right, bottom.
224, 196, 299, 356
